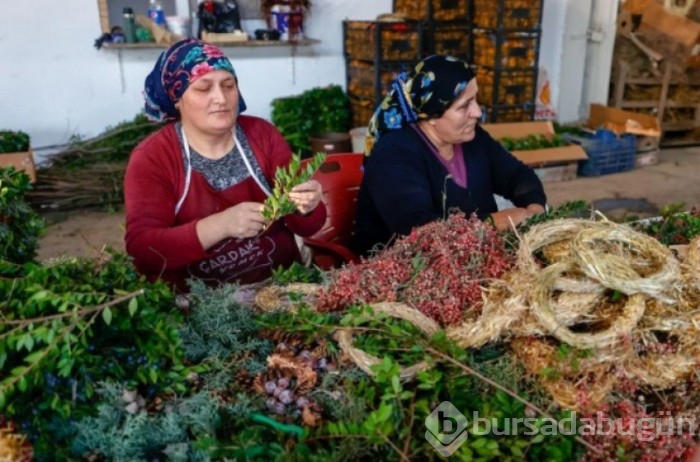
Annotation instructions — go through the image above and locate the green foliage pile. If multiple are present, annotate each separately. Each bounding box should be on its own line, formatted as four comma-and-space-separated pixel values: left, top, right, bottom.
0, 130, 30, 154
0, 253, 187, 460
271, 85, 350, 155
2, 255, 579, 460
6, 201, 699, 460
0, 167, 45, 264
630, 203, 700, 245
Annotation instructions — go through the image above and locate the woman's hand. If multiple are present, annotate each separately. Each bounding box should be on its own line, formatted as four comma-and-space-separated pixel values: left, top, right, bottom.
489, 204, 545, 231
196, 202, 266, 249
224, 202, 267, 238
288, 179, 323, 215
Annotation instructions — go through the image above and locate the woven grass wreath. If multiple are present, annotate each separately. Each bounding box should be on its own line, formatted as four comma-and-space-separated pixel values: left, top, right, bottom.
333, 302, 441, 382
530, 261, 646, 350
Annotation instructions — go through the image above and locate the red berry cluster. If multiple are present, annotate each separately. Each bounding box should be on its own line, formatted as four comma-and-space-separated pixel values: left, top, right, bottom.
316, 213, 514, 325
581, 399, 696, 461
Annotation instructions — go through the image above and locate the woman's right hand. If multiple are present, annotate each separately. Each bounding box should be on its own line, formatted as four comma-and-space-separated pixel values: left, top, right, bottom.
196, 202, 267, 250
223, 202, 267, 239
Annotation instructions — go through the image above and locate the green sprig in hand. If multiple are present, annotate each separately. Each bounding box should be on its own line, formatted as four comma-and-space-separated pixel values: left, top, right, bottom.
262, 152, 326, 222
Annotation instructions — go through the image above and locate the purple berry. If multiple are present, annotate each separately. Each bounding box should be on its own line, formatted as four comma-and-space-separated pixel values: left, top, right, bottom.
273, 402, 287, 415
264, 381, 276, 395
273, 387, 282, 397
277, 377, 290, 389
279, 389, 294, 405
316, 358, 328, 370
298, 350, 312, 361
266, 398, 277, 410
296, 396, 310, 408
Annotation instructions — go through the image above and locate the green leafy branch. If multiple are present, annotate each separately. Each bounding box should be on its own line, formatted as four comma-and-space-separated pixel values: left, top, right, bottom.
0, 290, 144, 408
262, 152, 326, 222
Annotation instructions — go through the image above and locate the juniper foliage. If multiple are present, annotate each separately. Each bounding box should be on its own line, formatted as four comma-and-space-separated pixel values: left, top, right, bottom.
71, 382, 218, 461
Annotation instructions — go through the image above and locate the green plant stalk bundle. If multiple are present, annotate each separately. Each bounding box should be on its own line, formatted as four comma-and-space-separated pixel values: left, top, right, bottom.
262, 152, 326, 222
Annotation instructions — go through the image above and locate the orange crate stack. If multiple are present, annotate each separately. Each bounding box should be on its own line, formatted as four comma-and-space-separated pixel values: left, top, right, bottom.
393, 0, 470, 21
472, 0, 543, 30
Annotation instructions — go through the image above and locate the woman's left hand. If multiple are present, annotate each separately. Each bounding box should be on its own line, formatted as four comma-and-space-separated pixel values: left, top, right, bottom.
289, 179, 323, 215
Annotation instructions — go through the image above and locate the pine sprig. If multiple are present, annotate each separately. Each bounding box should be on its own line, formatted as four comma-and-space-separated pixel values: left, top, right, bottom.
262, 152, 326, 222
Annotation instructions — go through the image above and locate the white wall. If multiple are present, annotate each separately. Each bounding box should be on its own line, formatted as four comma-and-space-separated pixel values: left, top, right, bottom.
539, 0, 619, 123
0, 0, 391, 157
0, 0, 591, 155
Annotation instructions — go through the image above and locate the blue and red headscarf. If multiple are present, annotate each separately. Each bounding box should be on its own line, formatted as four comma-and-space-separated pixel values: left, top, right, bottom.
366, 55, 475, 155
143, 38, 246, 122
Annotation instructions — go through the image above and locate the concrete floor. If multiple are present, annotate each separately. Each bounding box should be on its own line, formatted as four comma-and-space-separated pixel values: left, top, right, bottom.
543, 145, 700, 219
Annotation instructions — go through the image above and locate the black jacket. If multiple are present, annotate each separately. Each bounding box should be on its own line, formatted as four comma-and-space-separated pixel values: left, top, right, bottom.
351, 124, 547, 256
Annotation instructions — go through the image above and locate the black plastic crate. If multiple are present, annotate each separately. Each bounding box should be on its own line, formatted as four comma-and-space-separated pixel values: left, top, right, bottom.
480, 104, 535, 123
393, 0, 470, 21
565, 130, 637, 177
425, 21, 470, 60
344, 20, 423, 62
477, 67, 537, 107
473, 30, 540, 69
472, 0, 544, 31
346, 60, 416, 105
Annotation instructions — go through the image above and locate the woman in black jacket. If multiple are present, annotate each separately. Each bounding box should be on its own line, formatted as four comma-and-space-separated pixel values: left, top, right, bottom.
352, 55, 547, 256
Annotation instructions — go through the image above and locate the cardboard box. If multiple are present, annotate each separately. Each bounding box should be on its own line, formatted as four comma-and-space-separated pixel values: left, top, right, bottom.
622, 0, 700, 68
480, 121, 588, 183
588, 104, 661, 138
0, 150, 36, 183
481, 121, 588, 166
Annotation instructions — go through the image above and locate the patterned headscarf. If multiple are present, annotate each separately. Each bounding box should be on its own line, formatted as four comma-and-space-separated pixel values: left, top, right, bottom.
143, 38, 247, 122
365, 55, 475, 155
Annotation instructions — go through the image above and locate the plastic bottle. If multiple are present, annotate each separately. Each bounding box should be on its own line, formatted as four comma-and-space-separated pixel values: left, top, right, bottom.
148, 0, 166, 26
122, 7, 138, 43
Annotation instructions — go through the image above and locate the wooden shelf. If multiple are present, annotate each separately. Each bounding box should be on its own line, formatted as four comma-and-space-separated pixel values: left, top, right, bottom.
611, 60, 700, 141
660, 137, 700, 147
618, 101, 659, 109
662, 121, 698, 131
102, 38, 320, 49
666, 101, 700, 109
619, 100, 700, 110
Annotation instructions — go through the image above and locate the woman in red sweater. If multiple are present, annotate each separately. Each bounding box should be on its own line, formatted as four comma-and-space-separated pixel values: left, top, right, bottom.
124, 38, 325, 291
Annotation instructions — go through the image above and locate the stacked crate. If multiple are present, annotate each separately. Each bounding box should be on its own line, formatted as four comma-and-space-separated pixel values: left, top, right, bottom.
394, 0, 472, 60
472, 0, 543, 122
343, 20, 423, 128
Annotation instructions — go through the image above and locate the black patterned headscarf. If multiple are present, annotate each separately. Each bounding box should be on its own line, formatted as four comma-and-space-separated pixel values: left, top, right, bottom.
365, 55, 475, 155
143, 38, 247, 122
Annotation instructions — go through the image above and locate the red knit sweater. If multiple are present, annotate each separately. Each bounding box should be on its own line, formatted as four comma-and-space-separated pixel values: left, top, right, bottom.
124, 115, 326, 290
